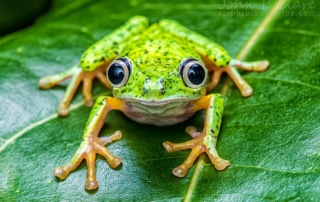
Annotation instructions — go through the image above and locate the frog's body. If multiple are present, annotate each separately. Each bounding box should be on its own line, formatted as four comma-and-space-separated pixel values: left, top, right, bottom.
111, 24, 203, 125
39, 16, 269, 190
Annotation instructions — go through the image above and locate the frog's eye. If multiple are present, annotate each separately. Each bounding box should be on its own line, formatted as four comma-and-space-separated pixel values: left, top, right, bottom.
179, 58, 207, 88
107, 57, 131, 88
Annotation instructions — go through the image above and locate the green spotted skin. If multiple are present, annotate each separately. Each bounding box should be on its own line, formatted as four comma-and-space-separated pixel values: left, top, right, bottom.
159, 19, 231, 67
203, 94, 224, 150
80, 16, 148, 72
79, 16, 231, 71
113, 23, 204, 102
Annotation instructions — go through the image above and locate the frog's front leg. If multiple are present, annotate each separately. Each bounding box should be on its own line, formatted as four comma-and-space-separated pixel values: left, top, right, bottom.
160, 19, 269, 97
163, 94, 230, 177
54, 96, 125, 190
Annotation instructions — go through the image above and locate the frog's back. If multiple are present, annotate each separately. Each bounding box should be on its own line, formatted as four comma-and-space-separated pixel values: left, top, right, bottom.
121, 23, 201, 68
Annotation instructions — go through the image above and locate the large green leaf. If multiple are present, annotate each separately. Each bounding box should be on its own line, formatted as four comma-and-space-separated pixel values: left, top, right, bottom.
1, 0, 319, 201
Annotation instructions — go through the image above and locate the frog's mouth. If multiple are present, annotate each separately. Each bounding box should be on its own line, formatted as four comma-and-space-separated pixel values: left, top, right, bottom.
121, 95, 200, 107
124, 98, 196, 107
125, 99, 192, 117
123, 99, 196, 126
139, 100, 171, 106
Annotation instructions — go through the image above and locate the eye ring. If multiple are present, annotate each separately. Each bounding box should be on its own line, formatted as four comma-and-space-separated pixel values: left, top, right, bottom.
106, 57, 132, 88
179, 58, 207, 88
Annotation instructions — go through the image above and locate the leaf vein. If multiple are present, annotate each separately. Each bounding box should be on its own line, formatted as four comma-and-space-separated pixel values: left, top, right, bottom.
250, 76, 320, 91
229, 163, 318, 174
0, 114, 57, 153
271, 28, 320, 37
0, 100, 86, 153
225, 121, 301, 127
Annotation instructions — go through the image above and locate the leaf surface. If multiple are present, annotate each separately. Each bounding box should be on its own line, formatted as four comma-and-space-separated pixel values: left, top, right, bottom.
0, 0, 319, 201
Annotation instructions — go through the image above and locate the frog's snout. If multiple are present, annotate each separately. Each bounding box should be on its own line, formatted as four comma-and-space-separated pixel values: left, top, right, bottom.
143, 78, 165, 96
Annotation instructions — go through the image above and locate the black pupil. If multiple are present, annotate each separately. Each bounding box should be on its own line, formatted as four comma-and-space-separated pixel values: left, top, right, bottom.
108, 63, 125, 85
188, 63, 205, 85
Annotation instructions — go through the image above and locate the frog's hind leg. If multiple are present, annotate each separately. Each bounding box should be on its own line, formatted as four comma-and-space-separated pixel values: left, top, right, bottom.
39, 65, 111, 116
207, 59, 269, 97
224, 59, 269, 97
206, 68, 223, 91
39, 65, 81, 116
231, 59, 269, 72
39, 65, 79, 89
60, 68, 85, 116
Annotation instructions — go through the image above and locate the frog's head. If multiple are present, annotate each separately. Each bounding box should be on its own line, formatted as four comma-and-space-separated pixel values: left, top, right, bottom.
106, 50, 207, 105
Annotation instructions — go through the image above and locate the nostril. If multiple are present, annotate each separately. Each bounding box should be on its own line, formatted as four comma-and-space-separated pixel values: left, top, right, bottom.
160, 87, 165, 95
158, 78, 164, 83
143, 87, 148, 95
158, 78, 165, 95
143, 78, 166, 96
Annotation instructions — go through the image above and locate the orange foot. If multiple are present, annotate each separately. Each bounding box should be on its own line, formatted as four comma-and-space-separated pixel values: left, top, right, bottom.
163, 126, 230, 177
207, 59, 269, 97
54, 131, 122, 190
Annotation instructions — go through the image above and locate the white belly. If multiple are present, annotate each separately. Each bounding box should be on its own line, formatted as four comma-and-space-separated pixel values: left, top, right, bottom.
123, 101, 195, 126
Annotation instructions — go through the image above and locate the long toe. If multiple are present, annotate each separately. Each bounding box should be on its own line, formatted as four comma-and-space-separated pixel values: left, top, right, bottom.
85, 180, 99, 190
172, 165, 188, 178
54, 166, 69, 179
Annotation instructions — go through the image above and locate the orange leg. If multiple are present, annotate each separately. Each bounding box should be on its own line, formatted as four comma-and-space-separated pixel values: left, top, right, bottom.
163, 94, 230, 177
207, 59, 269, 97
39, 65, 111, 116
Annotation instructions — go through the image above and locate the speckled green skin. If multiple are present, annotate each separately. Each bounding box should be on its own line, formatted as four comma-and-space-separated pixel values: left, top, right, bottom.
159, 19, 230, 67
80, 16, 149, 72
80, 16, 231, 73
114, 23, 204, 103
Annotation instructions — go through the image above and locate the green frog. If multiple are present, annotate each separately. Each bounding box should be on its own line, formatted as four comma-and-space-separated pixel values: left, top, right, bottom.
39, 16, 269, 190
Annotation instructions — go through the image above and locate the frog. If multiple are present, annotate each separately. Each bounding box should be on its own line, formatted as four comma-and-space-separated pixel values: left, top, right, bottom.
39, 16, 269, 190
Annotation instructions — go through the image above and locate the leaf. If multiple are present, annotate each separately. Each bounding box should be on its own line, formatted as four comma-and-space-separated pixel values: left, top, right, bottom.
0, 0, 319, 201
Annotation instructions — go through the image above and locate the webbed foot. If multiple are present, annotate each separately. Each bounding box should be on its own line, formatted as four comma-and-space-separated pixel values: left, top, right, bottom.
54, 131, 122, 190
163, 126, 229, 177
